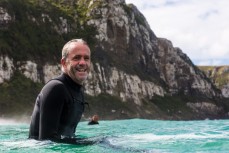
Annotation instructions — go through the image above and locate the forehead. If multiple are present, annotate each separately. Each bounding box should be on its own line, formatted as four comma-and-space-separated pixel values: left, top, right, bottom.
68, 42, 90, 54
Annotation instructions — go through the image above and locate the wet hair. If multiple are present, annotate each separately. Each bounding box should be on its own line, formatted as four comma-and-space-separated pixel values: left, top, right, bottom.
92, 115, 99, 122
61, 39, 89, 60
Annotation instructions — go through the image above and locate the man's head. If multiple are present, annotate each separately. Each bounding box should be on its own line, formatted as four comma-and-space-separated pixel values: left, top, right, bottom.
92, 115, 99, 122
61, 39, 91, 85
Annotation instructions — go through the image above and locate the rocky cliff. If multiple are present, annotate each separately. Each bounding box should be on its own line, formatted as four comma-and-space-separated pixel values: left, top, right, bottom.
0, 0, 228, 120
199, 66, 229, 98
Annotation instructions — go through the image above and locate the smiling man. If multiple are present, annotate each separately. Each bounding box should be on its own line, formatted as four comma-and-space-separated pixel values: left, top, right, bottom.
29, 39, 91, 144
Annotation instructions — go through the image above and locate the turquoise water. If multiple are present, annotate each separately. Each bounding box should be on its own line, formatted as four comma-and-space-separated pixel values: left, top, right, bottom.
0, 119, 229, 153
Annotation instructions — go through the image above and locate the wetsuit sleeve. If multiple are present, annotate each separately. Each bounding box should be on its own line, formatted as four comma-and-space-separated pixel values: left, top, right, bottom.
38, 80, 65, 140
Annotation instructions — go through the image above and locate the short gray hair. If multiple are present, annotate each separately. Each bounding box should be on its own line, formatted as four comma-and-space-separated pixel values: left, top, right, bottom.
61, 38, 88, 60
61, 39, 89, 72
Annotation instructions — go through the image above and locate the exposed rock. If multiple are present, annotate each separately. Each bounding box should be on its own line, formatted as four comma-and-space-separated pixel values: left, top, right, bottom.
17, 61, 40, 83
222, 84, 229, 98
198, 66, 229, 98
85, 63, 165, 105
43, 64, 61, 83
0, 7, 14, 28
187, 102, 224, 117
0, 55, 14, 83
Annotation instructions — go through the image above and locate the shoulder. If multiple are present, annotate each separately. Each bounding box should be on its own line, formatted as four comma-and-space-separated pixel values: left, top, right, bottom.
42, 79, 66, 94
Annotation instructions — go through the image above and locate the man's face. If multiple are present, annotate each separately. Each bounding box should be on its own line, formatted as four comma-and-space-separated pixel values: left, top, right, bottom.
61, 42, 91, 85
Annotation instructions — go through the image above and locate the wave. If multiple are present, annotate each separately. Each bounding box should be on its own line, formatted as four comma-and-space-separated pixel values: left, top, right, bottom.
0, 118, 20, 125
105, 132, 229, 149
0, 116, 30, 125
123, 133, 229, 141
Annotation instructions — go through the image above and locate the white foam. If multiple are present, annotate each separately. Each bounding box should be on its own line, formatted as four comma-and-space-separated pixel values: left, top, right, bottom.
1, 139, 53, 149
0, 117, 30, 125
127, 133, 229, 141
0, 118, 20, 125
107, 132, 229, 146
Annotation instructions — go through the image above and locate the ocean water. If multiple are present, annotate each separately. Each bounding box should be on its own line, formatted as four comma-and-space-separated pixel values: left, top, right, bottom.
0, 119, 229, 153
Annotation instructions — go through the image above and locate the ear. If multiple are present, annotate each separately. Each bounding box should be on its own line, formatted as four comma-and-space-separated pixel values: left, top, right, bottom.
61, 58, 66, 68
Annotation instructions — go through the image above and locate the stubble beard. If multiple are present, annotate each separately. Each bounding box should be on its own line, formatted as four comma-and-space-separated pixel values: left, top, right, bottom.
69, 66, 88, 85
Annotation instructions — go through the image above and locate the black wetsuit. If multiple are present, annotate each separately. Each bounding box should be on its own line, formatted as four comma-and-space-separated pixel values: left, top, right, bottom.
29, 73, 87, 144
88, 121, 99, 125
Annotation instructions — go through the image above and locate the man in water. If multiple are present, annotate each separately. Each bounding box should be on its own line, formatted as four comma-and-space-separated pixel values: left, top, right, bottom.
29, 39, 91, 144
88, 115, 99, 125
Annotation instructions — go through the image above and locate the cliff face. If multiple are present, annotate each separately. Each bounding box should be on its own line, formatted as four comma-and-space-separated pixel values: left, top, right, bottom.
198, 66, 229, 98
0, 0, 228, 120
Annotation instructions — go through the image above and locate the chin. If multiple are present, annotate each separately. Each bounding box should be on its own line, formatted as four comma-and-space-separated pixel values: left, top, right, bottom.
77, 76, 88, 82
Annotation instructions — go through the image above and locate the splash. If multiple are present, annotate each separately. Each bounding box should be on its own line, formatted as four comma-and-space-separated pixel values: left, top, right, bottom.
0, 116, 30, 125
0, 118, 20, 125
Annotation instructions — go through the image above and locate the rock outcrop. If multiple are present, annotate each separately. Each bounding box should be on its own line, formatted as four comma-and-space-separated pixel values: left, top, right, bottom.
199, 66, 229, 98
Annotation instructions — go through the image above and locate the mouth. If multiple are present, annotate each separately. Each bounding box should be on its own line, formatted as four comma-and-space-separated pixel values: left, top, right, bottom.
76, 68, 87, 73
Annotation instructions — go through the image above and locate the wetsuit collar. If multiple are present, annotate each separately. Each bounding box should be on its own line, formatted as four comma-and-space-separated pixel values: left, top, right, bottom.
62, 73, 82, 89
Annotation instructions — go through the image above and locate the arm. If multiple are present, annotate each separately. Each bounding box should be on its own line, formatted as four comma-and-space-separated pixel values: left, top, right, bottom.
38, 80, 65, 140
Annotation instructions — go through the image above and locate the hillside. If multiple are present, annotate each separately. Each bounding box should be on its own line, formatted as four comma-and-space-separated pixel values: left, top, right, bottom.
198, 66, 229, 98
0, 0, 229, 121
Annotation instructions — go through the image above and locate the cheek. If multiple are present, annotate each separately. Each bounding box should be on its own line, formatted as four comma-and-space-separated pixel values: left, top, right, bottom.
68, 61, 76, 67
87, 62, 91, 71
65, 62, 74, 72
87, 61, 91, 67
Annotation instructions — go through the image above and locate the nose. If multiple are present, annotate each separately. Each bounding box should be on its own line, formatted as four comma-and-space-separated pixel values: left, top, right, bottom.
78, 58, 86, 65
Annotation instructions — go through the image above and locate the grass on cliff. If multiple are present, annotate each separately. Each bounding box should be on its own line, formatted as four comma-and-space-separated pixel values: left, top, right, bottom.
150, 95, 197, 120
198, 66, 229, 88
0, 71, 42, 117
0, 0, 97, 63
84, 93, 136, 120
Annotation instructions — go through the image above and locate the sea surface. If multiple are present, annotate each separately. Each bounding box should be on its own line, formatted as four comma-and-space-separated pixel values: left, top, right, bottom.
0, 118, 229, 153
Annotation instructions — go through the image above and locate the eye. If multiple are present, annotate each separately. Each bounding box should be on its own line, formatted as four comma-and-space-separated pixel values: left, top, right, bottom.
84, 56, 90, 61
72, 55, 81, 61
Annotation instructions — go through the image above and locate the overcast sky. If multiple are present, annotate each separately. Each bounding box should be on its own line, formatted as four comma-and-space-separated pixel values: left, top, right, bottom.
125, 0, 229, 66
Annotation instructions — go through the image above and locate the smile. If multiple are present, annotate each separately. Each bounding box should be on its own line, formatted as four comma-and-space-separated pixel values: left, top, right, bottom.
76, 68, 87, 72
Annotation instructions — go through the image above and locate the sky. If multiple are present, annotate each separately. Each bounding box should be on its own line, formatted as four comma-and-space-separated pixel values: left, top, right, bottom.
125, 0, 229, 66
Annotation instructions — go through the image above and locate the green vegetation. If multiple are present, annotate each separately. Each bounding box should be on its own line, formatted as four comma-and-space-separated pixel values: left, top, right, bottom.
84, 93, 135, 119
0, 71, 43, 117
122, 3, 132, 17
135, 13, 146, 27
150, 95, 196, 119
123, 3, 146, 26
0, 0, 97, 63
198, 66, 229, 88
